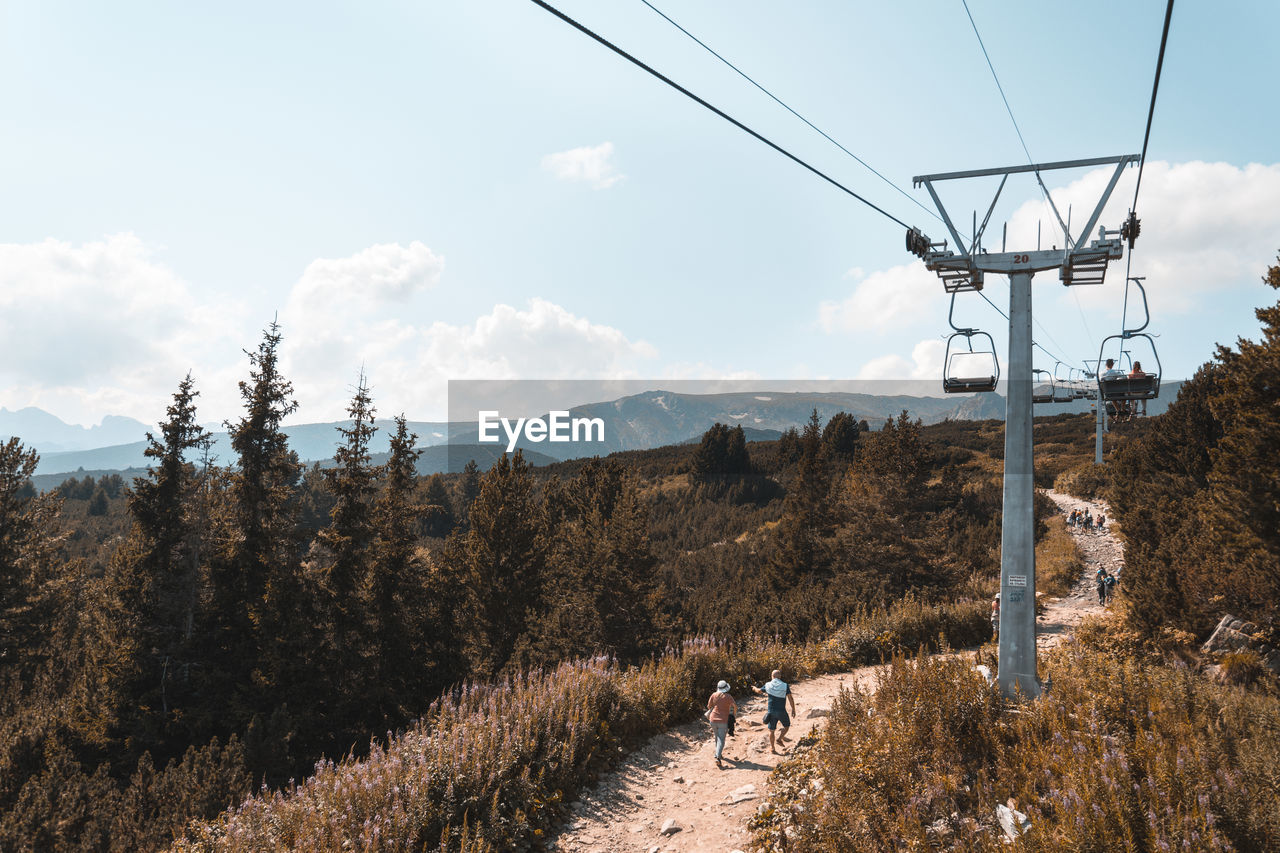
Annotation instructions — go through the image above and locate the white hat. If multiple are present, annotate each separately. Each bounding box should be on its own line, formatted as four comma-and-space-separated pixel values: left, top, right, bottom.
995, 592, 1001, 599
717, 680, 731, 693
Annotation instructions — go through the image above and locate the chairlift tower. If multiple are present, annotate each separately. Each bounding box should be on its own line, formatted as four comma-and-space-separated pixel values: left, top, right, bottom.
908, 154, 1138, 699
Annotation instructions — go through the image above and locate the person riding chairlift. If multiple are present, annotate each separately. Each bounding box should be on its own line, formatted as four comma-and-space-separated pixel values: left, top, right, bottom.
1101, 358, 1131, 420
1129, 360, 1149, 416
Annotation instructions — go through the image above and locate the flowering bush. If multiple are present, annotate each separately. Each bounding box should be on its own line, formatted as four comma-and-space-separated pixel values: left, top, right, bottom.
174, 599, 984, 851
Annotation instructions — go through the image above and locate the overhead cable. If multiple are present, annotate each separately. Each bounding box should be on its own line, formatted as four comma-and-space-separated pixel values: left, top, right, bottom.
527, 0, 911, 229
961, 1, 1100, 375
960, 0, 1061, 225
975, 289, 1072, 369
638, 0, 942, 226
1131, 0, 1176, 211
1121, 0, 1175, 340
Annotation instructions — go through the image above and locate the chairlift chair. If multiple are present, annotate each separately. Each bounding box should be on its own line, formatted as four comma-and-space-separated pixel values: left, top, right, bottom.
942, 293, 1000, 394
943, 332, 1000, 393
1051, 362, 1075, 403
1070, 368, 1091, 400
1097, 340, 1161, 404
1096, 278, 1162, 409
1031, 368, 1054, 404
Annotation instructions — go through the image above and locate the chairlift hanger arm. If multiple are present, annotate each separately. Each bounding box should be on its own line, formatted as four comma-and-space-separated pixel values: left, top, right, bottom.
1123, 277, 1151, 334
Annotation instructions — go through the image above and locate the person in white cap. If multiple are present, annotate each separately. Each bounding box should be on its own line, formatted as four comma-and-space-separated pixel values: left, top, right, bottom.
992, 592, 1001, 641
706, 679, 737, 768
751, 670, 796, 755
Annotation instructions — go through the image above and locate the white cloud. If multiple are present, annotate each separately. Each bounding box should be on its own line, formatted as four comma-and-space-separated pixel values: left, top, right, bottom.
0, 235, 654, 427
541, 142, 625, 190
818, 261, 937, 332
0, 234, 247, 426
292, 241, 443, 307
276, 240, 657, 419
856, 338, 946, 381
1007, 160, 1280, 312
417, 298, 656, 381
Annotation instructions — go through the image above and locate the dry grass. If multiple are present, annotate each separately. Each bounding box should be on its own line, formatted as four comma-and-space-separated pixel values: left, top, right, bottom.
172, 598, 988, 852
753, 615, 1280, 852
1037, 519, 1086, 599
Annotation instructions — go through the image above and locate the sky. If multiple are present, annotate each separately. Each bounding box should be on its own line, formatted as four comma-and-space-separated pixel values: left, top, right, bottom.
2, 0, 1278, 428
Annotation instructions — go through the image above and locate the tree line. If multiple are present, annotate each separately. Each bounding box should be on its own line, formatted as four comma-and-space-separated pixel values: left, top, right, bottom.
0, 320, 1033, 850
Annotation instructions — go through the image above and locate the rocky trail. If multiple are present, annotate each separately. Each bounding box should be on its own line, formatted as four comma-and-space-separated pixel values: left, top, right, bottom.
1037, 490, 1124, 650
547, 490, 1118, 853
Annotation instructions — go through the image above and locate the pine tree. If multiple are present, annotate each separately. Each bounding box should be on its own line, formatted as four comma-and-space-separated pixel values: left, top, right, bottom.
363, 412, 422, 717
316, 374, 378, 628
112, 374, 213, 749
421, 473, 455, 538
87, 487, 108, 516
210, 321, 303, 736
456, 452, 545, 677
457, 459, 480, 529
531, 460, 663, 663
691, 423, 753, 480
821, 411, 863, 463
0, 438, 54, 677
771, 410, 833, 583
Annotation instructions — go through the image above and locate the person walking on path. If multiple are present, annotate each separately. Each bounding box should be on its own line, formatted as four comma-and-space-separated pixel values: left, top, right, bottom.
991, 592, 1001, 641
1096, 568, 1110, 606
752, 671, 797, 756
706, 680, 736, 769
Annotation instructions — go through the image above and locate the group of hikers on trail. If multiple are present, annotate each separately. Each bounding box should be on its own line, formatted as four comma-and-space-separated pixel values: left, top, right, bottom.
705, 670, 796, 769
1067, 506, 1105, 533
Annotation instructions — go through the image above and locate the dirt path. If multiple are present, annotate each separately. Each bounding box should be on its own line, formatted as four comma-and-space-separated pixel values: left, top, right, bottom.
549, 491, 1120, 853
1037, 489, 1123, 650
545, 668, 883, 853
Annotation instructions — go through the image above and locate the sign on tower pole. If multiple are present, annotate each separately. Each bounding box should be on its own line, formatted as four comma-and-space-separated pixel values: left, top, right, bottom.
908, 154, 1137, 699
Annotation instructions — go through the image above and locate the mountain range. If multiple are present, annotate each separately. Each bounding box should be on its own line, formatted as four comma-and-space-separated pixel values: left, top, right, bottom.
5, 384, 1179, 483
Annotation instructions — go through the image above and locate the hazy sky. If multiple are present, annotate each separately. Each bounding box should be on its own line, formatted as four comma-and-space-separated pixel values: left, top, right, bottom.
3, 0, 1278, 427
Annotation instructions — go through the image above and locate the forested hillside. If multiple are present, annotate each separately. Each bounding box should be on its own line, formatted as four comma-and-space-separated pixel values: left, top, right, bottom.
0, 315, 1102, 850
749, 255, 1280, 852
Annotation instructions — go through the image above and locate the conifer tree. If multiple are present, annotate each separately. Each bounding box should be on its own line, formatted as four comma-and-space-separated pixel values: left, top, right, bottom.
526, 460, 664, 663
1201, 260, 1280, 625
771, 410, 833, 582
421, 473, 455, 538
113, 374, 212, 747
821, 410, 863, 463
457, 458, 480, 529
211, 321, 303, 726
692, 423, 753, 480
456, 452, 545, 677
316, 374, 378, 625
0, 438, 55, 677
363, 415, 424, 716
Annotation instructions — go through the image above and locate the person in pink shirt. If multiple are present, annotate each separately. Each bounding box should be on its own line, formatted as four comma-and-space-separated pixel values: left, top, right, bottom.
706, 680, 737, 769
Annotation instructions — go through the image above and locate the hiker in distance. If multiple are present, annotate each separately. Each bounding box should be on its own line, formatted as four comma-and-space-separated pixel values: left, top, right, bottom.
706, 680, 736, 769
752, 670, 797, 755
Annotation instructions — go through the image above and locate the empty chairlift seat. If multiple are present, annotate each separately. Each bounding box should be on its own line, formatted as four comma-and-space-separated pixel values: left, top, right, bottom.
1031, 368, 1054, 404
943, 331, 1000, 394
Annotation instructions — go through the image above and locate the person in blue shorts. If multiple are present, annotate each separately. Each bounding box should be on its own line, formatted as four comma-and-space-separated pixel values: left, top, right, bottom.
752, 670, 797, 755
